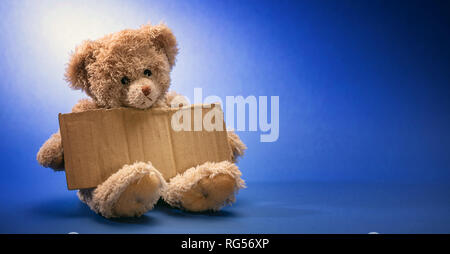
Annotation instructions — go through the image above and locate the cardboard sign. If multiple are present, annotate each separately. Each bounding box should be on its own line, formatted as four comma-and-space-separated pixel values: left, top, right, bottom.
59, 104, 232, 190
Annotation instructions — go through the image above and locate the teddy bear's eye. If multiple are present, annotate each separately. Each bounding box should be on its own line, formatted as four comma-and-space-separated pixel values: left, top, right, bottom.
144, 69, 152, 77
121, 76, 130, 85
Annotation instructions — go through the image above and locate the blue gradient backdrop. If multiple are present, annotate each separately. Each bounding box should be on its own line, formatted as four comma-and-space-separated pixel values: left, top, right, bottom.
0, 0, 449, 233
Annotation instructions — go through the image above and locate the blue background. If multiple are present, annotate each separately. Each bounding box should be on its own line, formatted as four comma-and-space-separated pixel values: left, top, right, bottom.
0, 0, 449, 233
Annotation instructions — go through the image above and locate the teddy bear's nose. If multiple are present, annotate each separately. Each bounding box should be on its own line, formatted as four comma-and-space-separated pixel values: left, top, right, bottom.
141, 86, 151, 96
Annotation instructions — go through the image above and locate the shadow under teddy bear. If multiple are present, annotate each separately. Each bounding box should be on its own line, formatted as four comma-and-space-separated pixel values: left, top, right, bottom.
31, 196, 239, 227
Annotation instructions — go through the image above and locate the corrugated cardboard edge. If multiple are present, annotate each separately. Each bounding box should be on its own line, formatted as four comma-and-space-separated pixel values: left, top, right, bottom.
58, 112, 70, 189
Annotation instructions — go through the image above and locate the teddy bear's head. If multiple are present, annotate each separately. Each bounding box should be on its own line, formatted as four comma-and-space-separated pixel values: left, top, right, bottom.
65, 24, 178, 109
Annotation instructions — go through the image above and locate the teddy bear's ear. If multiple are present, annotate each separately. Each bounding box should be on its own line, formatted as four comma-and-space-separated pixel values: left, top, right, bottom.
148, 23, 178, 68
65, 40, 98, 90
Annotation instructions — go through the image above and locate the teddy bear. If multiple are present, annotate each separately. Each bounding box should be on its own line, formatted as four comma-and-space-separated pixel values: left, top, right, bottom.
36, 23, 247, 218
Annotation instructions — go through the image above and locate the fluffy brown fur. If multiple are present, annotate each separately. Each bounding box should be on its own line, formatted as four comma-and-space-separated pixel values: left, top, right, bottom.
37, 23, 246, 218
65, 24, 177, 109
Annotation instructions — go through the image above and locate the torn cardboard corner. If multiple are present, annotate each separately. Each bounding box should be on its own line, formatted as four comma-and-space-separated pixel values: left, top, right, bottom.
59, 104, 232, 190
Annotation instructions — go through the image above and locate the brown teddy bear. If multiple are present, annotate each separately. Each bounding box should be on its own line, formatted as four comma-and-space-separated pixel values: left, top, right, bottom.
36, 24, 247, 218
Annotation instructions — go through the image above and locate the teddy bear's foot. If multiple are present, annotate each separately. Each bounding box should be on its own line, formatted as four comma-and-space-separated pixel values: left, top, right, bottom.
78, 161, 166, 218
163, 161, 245, 212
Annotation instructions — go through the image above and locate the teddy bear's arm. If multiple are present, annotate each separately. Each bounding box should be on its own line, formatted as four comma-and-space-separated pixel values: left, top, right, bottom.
227, 130, 247, 162
71, 98, 99, 112
36, 99, 99, 170
153, 91, 190, 108
36, 131, 64, 170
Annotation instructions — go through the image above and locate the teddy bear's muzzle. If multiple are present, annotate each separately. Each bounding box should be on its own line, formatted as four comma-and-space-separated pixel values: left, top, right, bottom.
123, 78, 162, 109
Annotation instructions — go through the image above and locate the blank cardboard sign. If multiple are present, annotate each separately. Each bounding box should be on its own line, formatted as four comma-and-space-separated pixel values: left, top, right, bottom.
59, 104, 232, 190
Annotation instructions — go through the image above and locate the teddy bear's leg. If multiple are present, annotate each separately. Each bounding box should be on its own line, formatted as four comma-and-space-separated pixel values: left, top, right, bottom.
163, 161, 245, 212
36, 131, 65, 170
77, 161, 166, 218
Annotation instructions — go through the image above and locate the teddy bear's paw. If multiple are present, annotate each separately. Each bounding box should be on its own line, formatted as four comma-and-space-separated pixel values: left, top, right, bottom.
112, 171, 163, 217
89, 162, 166, 218
164, 161, 246, 212
36, 131, 64, 170
180, 173, 238, 212
227, 130, 247, 162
